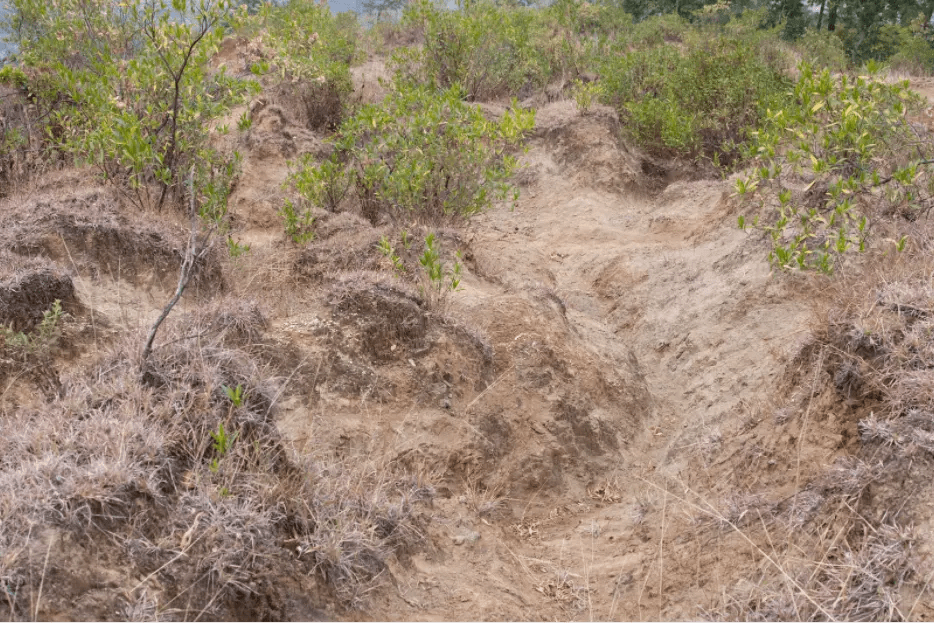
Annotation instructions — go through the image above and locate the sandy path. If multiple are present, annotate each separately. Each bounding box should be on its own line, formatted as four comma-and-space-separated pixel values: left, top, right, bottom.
461, 102, 815, 619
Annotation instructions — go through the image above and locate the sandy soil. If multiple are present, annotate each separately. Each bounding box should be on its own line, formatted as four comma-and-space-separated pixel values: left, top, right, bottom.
2, 61, 934, 621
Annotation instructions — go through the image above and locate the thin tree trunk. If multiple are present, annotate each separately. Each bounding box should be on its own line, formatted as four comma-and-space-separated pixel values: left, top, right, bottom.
817, 0, 826, 30
141, 170, 211, 367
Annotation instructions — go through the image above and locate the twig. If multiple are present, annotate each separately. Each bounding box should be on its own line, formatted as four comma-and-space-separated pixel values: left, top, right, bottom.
793, 347, 824, 522
464, 364, 514, 414
907, 559, 934, 621
127, 533, 205, 598
33, 538, 52, 622
873, 158, 934, 186
263, 355, 311, 419
658, 487, 667, 620
141, 168, 214, 366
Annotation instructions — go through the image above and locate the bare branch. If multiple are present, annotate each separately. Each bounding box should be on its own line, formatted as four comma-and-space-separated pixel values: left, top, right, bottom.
141, 169, 215, 367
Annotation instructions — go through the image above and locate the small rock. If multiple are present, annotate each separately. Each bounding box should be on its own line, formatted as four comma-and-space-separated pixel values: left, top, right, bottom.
453, 531, 481, 546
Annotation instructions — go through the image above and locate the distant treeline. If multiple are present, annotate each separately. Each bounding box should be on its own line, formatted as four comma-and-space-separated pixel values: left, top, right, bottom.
357, 0, 934, 64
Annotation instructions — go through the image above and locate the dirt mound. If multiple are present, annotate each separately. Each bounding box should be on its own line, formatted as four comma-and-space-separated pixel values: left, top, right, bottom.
328, 275, 428, 362
293, 212, 386, 281
244, 101, 330, 160
1, 182, 223, 295
522, 101, 649, 193
0, 256, 76, 332
350, 59, 390, 106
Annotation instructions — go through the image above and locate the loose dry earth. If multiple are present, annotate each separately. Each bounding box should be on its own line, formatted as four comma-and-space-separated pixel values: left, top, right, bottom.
2, 66, 934, 621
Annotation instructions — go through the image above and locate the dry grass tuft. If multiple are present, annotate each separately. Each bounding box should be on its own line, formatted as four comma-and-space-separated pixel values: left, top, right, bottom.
714, 520, 914, 622
0, 310, 430, 620
704, 229, 934, 620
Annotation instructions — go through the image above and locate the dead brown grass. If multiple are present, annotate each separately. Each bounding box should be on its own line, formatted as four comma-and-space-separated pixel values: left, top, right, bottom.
700, 227, 934, 621
0, 300, 431, 620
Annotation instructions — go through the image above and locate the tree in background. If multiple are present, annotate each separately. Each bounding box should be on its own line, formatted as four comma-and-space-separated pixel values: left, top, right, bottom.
769, 0, 806, 39
620, 0, 708, 20
362, 0, 406, 21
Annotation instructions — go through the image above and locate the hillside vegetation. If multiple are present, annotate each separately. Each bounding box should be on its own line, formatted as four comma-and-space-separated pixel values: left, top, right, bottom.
3, 0, 934, 620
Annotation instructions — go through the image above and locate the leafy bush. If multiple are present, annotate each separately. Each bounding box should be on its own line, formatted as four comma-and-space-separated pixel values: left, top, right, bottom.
0, 65, 27, 89
549, 0, 633, 41
286, 83, 534, 228
886, 23, 934, 76
7, 0, 255, 212
737, 63, 928, 272
794, 30, 849, 71
245, 0, 356, 130
600, 36, 790, 164
627, 12, 690, 47
394, 0, 557, 100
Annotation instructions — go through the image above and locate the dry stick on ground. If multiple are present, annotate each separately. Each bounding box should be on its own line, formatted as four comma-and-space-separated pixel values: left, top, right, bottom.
141, 171, 215, 367
33, 538, 52, 621
659, 488, 669, 619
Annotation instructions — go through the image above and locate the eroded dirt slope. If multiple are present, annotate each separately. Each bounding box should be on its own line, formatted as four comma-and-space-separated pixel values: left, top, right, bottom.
340, 102, 821, 620
3, 72, 933, 621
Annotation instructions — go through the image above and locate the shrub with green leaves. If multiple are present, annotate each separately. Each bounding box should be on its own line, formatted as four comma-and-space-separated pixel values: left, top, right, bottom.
600, 36, 790, 165
549, 0, 633, 42
286, 83, 534, 228
885, 21, 934, 76
245, 0, 355, 130
419, 232, 462, 294
378, 231, 462, 309
794, 30, 849, 72
0, 65, 28, 89
5, 0, 255, 212
626, 12, 690, 47
394, 0, 557, 101
737, 63, 928, 273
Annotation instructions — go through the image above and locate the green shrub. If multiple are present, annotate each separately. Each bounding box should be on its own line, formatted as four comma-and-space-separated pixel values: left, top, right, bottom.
887, 26, 934, 75
245, 0, 356, 130
600, 36, 790, 165
286, 83, 534, 228
794, 30, 849, 71
627, 12, 690, 47
6, 0, 255, 212
378, 231, 463, 308
737, 63, 928, 272
873, 24, 913, 62
718, 9, 795, 75
0, 65, 27, 89
549, 0, 633, 41
279, 198, 316, 244
394, 0, 557, 100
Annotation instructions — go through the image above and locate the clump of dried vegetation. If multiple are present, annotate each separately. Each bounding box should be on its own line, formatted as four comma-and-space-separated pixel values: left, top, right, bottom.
0, 301, 430, 620
693, 233, 934, 620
